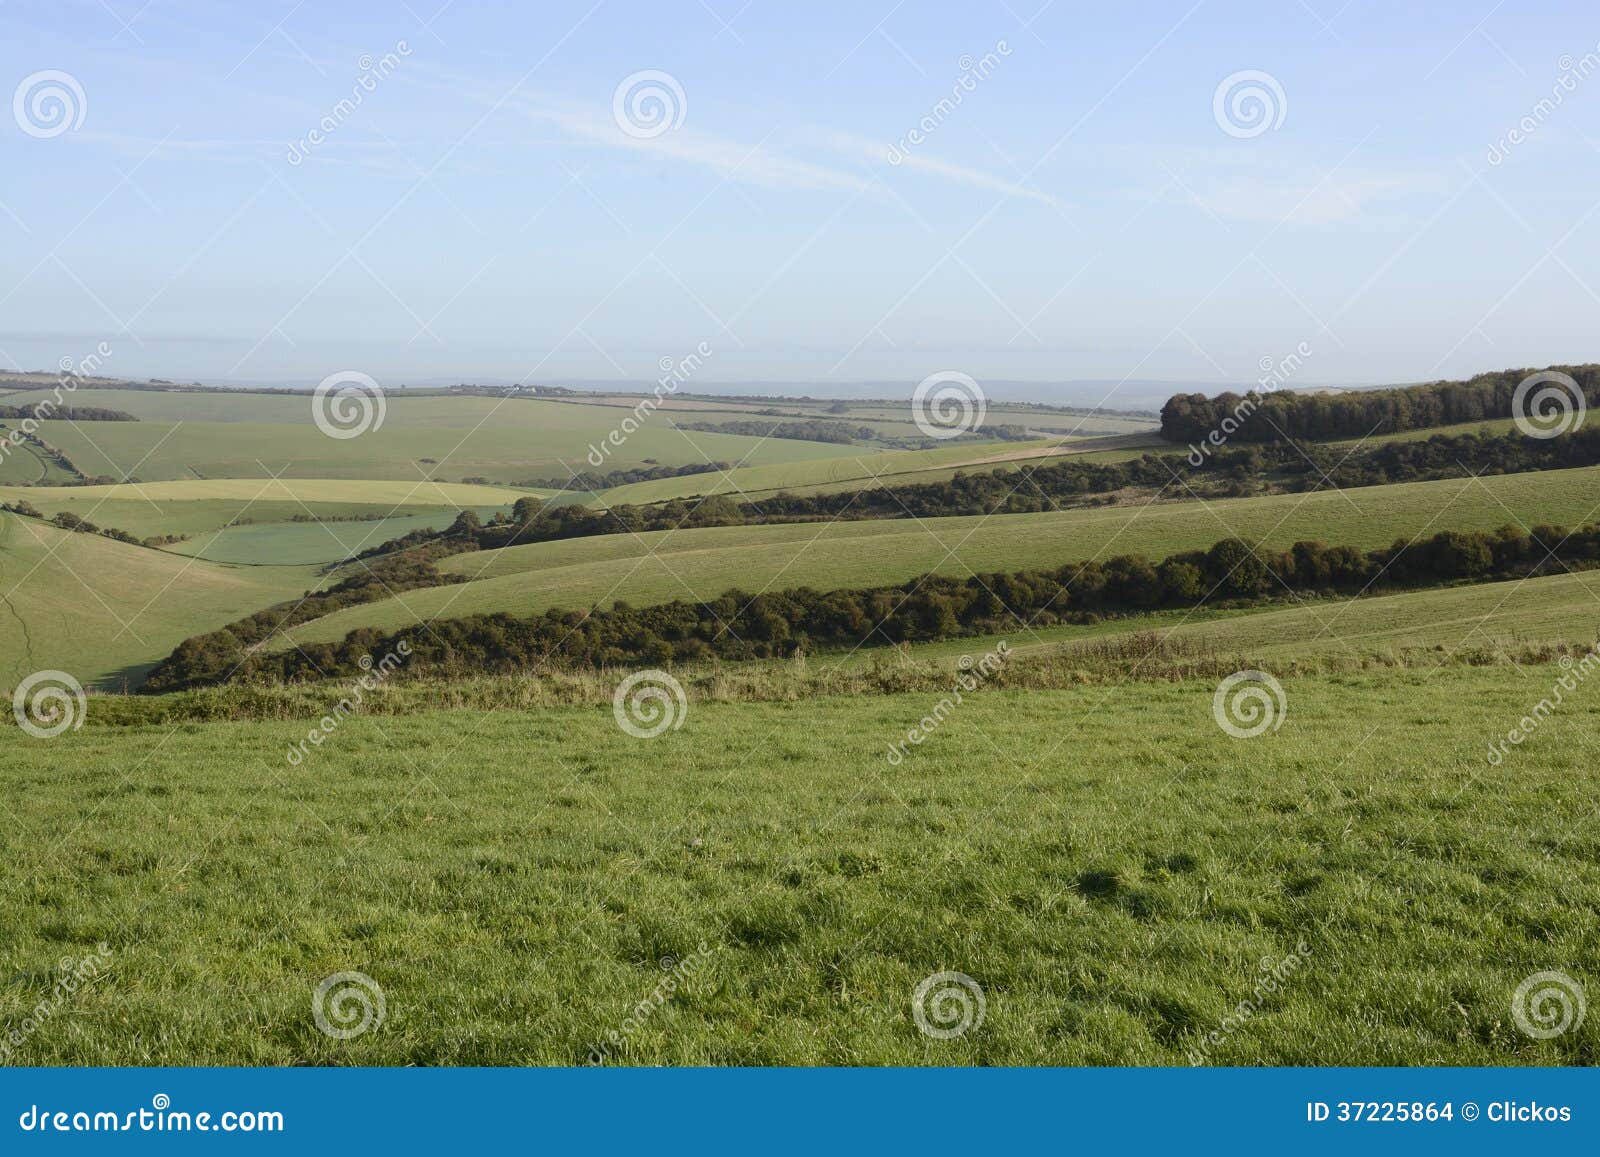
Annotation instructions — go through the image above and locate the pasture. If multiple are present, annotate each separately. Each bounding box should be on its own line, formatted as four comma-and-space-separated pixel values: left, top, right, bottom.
162, 507, 509, 565
0, 437, 77, 485
2, 668, 1594, 1065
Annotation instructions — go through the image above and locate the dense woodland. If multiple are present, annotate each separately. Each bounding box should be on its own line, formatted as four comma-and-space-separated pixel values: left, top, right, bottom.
142, 520, 1600, 691
1159, 365, 1600, 443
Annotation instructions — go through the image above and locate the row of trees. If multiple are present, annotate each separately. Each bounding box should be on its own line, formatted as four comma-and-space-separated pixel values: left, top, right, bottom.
0, 404, 137, 421
517, 461, 730, 492
353, 425, 1600, 562
675, 419, 876, 444
1159, 365, 1600, 443
1, 499, 146, 546
142, 520, 1600, 691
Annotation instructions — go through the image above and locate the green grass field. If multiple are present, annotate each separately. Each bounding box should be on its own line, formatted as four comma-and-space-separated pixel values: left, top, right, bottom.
0, 442, 48, 483
162, 507, 510, 565
0, 439, 63, 484
1328, 416, 1524, 445
277, 463, 1600, 649
3, 667, 1594, 1064
740, 445, 1166, 501
586, 415, 1530, 507
0, 513, 326, 691
823, 401, 1159, 435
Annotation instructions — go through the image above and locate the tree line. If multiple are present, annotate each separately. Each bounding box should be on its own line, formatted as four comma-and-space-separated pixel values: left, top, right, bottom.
0, 404, 138, 421
0, 499, 161, 547
674, 419, 877, 444
141, 520, 1600, 692
517, 461, 731, 492
1159, 365, 1600, 443
350, 424, 1600, 562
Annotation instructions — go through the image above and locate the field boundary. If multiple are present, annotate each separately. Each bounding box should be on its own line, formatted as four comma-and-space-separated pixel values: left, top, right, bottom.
72, 634, 1591, 726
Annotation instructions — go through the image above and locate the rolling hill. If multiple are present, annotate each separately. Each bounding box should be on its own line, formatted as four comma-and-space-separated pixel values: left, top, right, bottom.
272, 464, 1600, 651
589, 433, 1163, 505
0, 512, 327, 690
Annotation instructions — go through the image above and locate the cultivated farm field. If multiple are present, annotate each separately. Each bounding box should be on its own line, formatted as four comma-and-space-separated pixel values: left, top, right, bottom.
25, 392, 860, 485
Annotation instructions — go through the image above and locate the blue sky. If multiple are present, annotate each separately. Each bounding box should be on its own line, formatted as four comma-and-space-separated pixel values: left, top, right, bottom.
3, 0, 1599, 401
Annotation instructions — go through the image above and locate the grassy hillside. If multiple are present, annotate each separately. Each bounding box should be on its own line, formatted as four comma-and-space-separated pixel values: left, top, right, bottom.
5, 380, 1594, 1069
1326, 416, 1525, 446
0, 437, 76, 484
727, 441, 1170, 502
829, 567, 1600, 673
591, 434, 1161, 505
0, 512, 326, 690
278, 464, 1600, 649
593, 414, 1544, 507
163, 507, 509, 565
4, 667, 1593, 1064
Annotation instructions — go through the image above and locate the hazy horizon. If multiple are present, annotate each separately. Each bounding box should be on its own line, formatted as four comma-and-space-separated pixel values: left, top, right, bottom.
5, 2, 1598, 403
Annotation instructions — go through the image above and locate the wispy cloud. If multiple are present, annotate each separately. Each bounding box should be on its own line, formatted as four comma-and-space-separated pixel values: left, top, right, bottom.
1176, 170, 1431, 226
820, 131, 1060, 206
504, 93, 874, 194
415, 61, 1060, 205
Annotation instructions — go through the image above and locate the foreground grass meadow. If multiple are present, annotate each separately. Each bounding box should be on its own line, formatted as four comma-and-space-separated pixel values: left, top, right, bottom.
3, 668, 1596, 1065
